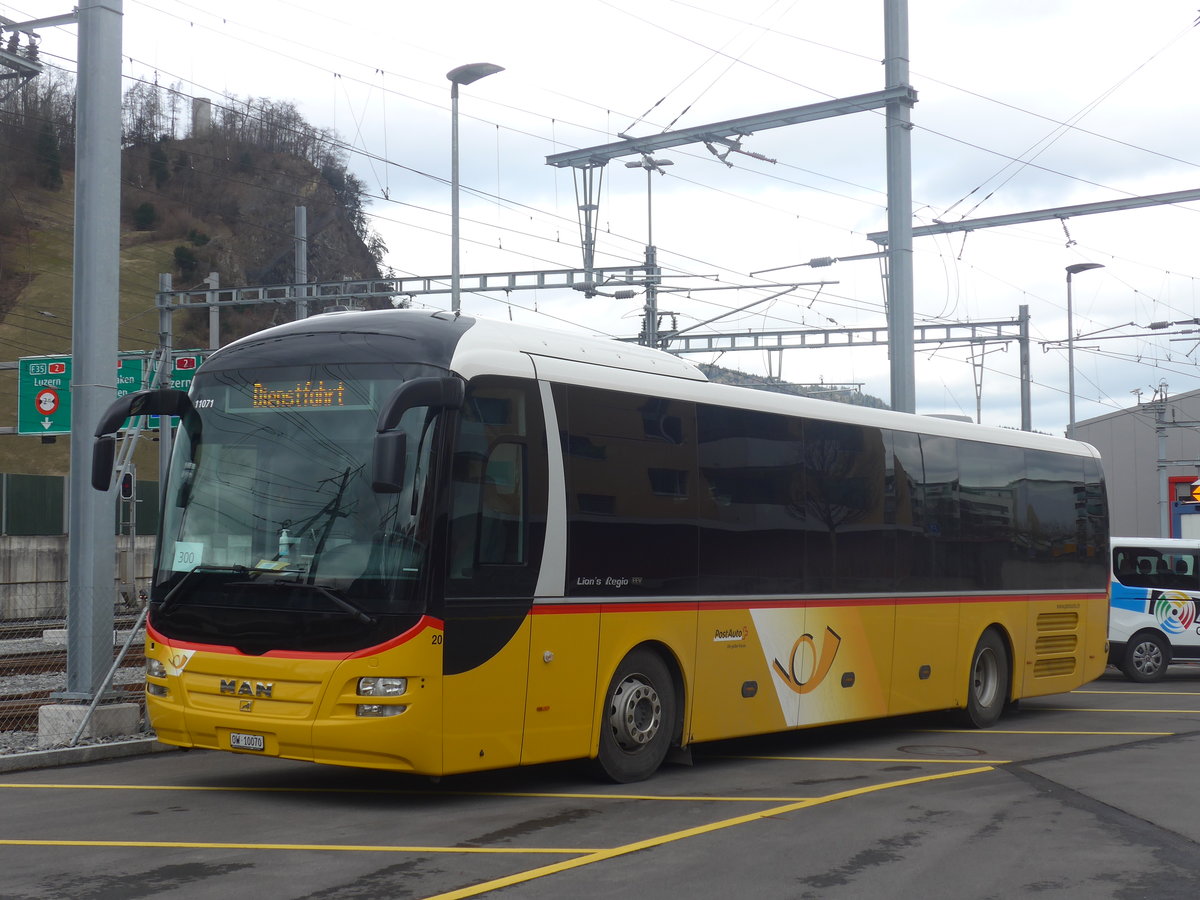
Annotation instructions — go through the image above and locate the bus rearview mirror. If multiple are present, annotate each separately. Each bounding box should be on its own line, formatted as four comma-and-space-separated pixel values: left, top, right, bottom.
91, 388, 195, 491
371, 431, 408, 493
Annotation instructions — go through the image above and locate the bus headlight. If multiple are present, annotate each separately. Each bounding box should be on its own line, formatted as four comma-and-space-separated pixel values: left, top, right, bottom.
356, 703, 407, 717
358, 677, 407, 697
356, 677, 408, 717
146, 658, 169, 695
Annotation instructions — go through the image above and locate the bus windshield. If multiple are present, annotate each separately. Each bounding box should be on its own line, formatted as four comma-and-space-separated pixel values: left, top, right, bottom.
151, 361, 443, 653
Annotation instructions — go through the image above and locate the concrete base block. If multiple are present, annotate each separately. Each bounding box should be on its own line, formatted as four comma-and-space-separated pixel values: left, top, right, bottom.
41, 628, 68, 646
37, 703, 141, 749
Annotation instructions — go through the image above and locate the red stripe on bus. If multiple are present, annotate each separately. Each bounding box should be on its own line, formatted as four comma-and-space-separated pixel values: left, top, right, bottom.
534, 592, 1105, 614
147, 615, 444, 659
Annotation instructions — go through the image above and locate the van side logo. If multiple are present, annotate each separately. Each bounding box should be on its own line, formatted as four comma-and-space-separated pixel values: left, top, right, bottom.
1153, 592, 1196, 635
772, 626, 842, 695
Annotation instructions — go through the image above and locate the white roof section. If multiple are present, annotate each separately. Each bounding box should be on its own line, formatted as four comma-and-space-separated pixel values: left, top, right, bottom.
450, 314, 707, 382
453, 315, 1097, 460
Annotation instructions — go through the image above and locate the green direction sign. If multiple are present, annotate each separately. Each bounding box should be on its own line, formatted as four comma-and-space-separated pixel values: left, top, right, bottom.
17, 353, 200, 436
18, 356, 72, 435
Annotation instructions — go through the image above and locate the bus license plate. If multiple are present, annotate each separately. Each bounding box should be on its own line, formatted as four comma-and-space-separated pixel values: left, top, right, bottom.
230, 732, 265, 751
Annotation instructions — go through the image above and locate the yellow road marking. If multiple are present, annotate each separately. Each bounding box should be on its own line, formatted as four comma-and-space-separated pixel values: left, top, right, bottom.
734, 755, 1012, 765
1041, 707, 1200, 714
920, 729, 1173, 736
1075, 696, 1200, 700
0, 766, 996, 895
0, 839, 592, 854
423, 766, 996, 900
0, 783, 819, 804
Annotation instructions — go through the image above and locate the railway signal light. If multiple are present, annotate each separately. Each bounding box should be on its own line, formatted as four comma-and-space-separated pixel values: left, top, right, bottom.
119, 467, 135, 501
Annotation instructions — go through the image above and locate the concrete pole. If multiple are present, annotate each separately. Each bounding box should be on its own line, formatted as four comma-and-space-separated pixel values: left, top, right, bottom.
883, 0, 915, 414
157, 274, 174, 492
294, 206, 308, 319
1019, 304, 1031, 432
65, 0, 123, 698
206, 271, 219, 349
1157, 401, 1170, 538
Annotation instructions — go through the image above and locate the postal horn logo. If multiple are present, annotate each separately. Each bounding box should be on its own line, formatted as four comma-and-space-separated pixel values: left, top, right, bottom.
772, 626, 842, 695
1153, 591, 1196, 635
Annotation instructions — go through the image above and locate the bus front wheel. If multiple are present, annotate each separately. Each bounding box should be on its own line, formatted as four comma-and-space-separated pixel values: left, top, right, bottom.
596, 649, 676, 783
962, 629, 1009, 728
1121, 632, 1169, 683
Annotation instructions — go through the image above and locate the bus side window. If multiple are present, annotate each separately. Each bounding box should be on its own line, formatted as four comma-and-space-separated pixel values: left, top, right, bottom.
478, 441, 525, 565
445, 377, 547, 597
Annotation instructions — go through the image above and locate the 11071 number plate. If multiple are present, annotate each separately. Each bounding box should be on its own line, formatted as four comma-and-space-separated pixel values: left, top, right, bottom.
229, 732, 265, 751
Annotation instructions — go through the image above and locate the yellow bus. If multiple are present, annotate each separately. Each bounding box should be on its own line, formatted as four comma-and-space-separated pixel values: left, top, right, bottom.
93, 310, 1110, 782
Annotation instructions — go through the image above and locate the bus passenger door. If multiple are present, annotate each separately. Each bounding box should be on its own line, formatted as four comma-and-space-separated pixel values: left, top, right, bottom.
441, 377, 549, 774
523, 607, 600, 765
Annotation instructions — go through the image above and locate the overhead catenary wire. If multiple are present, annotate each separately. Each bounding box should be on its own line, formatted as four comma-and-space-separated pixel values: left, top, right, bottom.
9, 2, 1200, 434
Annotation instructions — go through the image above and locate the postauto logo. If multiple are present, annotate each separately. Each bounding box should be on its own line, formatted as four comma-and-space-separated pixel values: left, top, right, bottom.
1152, 591, 1197, 635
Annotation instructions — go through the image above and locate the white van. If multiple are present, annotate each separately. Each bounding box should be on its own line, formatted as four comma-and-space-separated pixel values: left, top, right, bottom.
1109, 537, 1200, 681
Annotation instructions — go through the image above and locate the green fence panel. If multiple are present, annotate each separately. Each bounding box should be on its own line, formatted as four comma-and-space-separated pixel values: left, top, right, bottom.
5, 474, 66, 535
0, 473, 159, 536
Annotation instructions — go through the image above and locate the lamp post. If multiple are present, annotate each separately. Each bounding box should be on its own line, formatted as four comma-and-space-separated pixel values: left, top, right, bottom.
447, 62, 503, 314
1065, 262, 1104, 438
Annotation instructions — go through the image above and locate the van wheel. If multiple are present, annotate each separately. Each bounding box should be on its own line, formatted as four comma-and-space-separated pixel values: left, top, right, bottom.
1121, 632, 1169, 683
596, 649, 676, 783
962, 629, 1009, 728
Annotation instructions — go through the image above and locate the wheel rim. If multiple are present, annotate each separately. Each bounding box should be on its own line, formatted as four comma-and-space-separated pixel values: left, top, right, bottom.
972, 646, 1000, 708
1133, 640, 1163, 676
609, 673, 662, 751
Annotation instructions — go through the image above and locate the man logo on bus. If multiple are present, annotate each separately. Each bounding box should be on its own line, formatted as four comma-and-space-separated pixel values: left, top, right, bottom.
772, 626, 842, 695
1153, 592, 1196, 635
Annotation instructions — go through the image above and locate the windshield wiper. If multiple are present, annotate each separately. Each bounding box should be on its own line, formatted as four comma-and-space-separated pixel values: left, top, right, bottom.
224, 578, 377, 626
157, 565, 249, 616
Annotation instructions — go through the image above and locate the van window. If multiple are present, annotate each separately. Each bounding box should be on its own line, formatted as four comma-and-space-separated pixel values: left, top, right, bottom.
1113, 546, 1200, 591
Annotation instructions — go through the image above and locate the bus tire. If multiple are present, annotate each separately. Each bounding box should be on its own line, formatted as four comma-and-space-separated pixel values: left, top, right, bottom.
1121, 631, 1169, 683
962, 629, 1009, 728
596, 649, 676, 783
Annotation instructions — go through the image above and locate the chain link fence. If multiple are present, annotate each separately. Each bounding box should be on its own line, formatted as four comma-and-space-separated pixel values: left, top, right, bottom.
0, 473, 159, 756
1, 557, 155, 756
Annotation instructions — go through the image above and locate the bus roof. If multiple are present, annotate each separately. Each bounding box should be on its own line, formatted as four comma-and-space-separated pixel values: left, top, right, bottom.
211, 308, 1097, 459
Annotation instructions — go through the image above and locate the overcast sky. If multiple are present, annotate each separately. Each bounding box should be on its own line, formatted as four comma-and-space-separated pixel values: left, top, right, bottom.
6, 0, 1200, 433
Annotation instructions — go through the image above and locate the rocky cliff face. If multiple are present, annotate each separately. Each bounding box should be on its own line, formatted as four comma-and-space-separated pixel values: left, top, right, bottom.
0, 129, 385, 474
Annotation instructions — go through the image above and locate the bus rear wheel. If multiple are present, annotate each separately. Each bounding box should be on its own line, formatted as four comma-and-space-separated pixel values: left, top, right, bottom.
596, 649, 676, 783
962, 629, 1009, 728
1121, 632, 1169, 683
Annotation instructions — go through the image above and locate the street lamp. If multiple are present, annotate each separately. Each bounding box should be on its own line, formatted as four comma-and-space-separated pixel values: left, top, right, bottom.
1065, 262, 1105, 438
447, 62, 503, 314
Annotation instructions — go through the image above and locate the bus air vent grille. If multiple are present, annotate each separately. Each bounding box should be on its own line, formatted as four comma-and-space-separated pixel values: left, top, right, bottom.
1035, 634, 1078, 654
1033, 657, 1077, 677
1036, 612, 1079, 631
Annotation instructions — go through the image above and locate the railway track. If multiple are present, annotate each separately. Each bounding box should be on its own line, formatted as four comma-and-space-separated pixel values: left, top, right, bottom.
0, 645, 146, 679
0, 615, 144, 643
0, 627, 148, 734
0, 683, 146, 733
